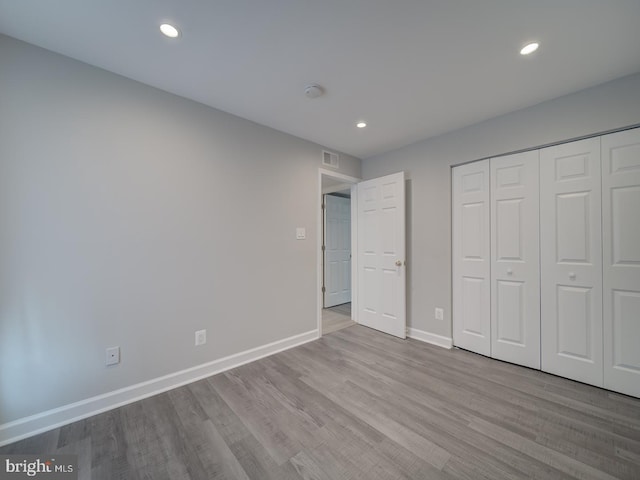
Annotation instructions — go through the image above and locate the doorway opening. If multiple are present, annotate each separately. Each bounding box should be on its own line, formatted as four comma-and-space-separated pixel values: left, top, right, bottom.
322, 302, 354, 335
317, 169, 407, 339
323, 192, 354, 334
317, 169, 359, 336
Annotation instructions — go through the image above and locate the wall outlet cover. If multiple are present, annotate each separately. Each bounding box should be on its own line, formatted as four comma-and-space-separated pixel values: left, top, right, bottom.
435, 307, 444, 321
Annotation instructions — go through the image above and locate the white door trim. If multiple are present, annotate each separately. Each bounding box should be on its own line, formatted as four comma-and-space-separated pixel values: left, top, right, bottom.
317, 168, 360, 336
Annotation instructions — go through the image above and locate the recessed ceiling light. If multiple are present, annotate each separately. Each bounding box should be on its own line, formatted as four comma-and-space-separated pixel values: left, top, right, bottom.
356, 122, 367, 128
520, 42, 539, 55
160, 23, 180, 38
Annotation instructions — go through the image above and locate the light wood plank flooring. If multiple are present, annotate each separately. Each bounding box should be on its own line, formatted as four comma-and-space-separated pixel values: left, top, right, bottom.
2, 325, 639, 479
322, 302, 355, 335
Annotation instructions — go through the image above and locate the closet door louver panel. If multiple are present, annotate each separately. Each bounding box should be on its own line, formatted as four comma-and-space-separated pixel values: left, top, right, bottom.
540, 138, 603, 387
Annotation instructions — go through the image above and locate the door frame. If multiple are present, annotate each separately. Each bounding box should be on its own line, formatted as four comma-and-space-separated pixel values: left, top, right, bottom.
317, 168, 360, 336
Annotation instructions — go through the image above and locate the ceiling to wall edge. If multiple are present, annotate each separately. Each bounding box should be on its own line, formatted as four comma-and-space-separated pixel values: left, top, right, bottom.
448, 122, 640, 170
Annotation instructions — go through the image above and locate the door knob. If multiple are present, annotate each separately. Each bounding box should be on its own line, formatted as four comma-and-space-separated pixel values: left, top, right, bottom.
395, 260, 402, 267
507, 268, 513, 275
569, 272, 576, 280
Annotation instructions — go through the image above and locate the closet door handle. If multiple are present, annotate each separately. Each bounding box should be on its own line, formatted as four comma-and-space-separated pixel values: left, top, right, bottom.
569, 272, 576, 280
507, 268, 513, 275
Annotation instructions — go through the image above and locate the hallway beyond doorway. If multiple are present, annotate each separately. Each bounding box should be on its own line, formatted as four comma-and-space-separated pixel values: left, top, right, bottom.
322, 302, 355, 335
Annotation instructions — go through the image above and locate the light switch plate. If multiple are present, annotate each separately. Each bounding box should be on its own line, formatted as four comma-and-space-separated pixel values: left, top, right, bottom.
195, 329, 207, 346
296, 227, 306, 240
435, 307, 444, 321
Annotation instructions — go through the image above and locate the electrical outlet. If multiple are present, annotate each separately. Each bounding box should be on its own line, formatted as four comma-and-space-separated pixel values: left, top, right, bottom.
195, 329, 207, 346
105, 346, 120, 366
435, 307, 444, 321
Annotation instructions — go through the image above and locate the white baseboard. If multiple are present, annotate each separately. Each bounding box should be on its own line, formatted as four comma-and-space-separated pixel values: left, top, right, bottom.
0, 329, 319, 447
407, 327, 453, 349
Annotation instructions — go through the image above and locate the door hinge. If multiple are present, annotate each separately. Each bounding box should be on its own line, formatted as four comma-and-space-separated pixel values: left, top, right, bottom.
321, 203, 325, 210
322, 286, 326, 293
322, 245, 326, 251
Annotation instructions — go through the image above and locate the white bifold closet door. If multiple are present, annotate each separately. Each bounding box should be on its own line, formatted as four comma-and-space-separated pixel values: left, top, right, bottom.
490, 151, 540, 369
452, 160, 491, 356
540, 138, 603, 387
602, 128, 640, 398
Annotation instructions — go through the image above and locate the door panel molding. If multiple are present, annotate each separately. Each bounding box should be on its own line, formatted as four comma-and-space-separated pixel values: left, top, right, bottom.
490, 151, 540, 369
602, 128, 640, 397
355, 172, 406, 338
540, 137, 603, 387
323, 194, 351, 308
453, 160, 491, 355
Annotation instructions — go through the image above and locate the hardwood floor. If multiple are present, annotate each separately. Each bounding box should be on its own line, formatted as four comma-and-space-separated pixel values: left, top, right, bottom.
2, 325, 639, 479
322, 303, 355, 334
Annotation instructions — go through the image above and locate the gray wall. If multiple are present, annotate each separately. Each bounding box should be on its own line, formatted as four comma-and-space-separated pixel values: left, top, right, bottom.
362, 72, 640, 341
0, 35, 360, 424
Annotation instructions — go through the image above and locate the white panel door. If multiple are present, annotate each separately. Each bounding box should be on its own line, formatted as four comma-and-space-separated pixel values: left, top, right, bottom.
602, 128, 640, 398
453, 160, 491, 356
490, 151, 540, 368
324, 194, 351, 308
540, 138, 603, 387
356, 172, 406, 338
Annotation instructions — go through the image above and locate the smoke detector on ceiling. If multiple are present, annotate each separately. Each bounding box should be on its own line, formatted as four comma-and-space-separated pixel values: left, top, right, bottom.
304, 84, 324, 99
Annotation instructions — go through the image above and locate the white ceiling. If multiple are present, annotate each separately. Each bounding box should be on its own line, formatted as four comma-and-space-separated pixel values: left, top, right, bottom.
1, 1, 639, 159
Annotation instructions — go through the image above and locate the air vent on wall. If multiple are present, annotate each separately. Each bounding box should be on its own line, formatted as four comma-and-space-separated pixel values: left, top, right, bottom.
322, 150, 339, 168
